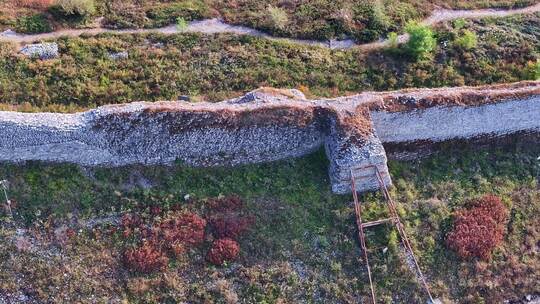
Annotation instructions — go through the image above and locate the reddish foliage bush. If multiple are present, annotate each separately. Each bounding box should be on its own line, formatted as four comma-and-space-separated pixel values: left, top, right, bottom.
121, 213, 143, 229
210, 216, 253, 239
207, 195, 244, 213
157, 212, 207, 246
446, 195, 509, 260
206, 238, 240, 265
124, 242, 169, 273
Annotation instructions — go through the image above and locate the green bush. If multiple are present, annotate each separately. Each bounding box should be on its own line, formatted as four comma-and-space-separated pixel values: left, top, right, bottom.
524, 59, 540, 80
404, 22, 436, 60
353, 0, 391, 42
454, 30, 478, 50
146, 1, 209, 28
453, 18, 466, 30
267, 5, 289, 30
15, 14, 52, 34
388, 32, 399, 49
176, 17, 188, 31
57, 0, 96, 16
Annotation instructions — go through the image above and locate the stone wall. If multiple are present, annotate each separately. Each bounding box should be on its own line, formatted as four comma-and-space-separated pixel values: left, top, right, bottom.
371, 93, 540, 159
0, 82, 539, 194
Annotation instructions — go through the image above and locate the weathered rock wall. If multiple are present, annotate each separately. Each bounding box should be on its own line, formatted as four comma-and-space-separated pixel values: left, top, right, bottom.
1, 82, 539, 194
371, 95, 540, 159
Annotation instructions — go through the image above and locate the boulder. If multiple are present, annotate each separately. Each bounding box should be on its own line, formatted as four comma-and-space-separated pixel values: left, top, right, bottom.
108, 51, 129, 60
20, 43, 59, 60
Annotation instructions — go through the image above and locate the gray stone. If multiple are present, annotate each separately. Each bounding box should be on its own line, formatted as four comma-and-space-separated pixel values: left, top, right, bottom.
20, 43, 59, 59
107, 51, 128, 60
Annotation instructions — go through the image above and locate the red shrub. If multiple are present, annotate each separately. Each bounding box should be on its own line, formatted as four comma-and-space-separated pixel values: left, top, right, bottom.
210, 216, 252, 239
149, 205, 162, 216
207, 195, 244, 213
157, 212, 207, 246
121, 213, 143, 229
124, 242, 169, 273
206, 238, 240, 265
446, 195, 509, 260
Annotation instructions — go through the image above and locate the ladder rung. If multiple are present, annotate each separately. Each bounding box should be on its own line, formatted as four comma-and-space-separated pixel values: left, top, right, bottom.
362, 217, 397, 228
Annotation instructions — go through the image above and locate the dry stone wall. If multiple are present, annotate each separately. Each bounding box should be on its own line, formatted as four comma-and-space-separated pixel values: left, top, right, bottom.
0, 82, 539, 194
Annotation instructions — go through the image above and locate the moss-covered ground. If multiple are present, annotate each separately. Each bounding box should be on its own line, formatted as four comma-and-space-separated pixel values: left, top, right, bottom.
0, 140, 538, 303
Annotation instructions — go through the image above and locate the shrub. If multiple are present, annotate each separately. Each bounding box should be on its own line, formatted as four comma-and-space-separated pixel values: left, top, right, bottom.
453, 18, 466, 30
454, 30, 478, 50
404, 22, 436, 60
446, 195, 509, 260
15, 14, 52, 34
524, 59, 540, 80
56, 0, 96, 16
210, 216, 252, 239
124, 242, 169, 273
207, 195, 244, 213
207, 238, 240, 265
354, 0, 391, 42
157, 212, 207, 246
388, 32, 399, 49
267, 5, 288, 30
176, 17, 188, 31
146, 1, 209, 28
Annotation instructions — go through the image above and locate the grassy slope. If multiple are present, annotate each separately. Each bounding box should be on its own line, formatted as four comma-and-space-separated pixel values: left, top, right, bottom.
0, 13, 539, 112
0, 141, 538, 303
1, 0, 536, 38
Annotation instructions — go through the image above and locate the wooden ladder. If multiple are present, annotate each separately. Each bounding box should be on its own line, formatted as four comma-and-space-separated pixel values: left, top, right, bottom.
350, 165, 434, 304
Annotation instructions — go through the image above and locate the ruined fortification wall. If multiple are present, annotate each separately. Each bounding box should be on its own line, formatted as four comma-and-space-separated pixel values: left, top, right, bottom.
0, 82, 539, 194
370, 82, 540, 159
0, 90, 389, 194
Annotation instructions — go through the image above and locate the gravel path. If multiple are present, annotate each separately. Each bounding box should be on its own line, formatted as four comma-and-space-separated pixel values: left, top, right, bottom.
1, 3, 539, 51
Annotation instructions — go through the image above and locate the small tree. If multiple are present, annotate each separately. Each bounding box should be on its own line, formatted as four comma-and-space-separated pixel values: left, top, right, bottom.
454, 30, 478, 50
56, 0, 95, 16
404, 22, 436, 60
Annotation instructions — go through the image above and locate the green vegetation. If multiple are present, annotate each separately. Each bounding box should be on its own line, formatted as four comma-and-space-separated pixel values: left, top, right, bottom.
0, 0, 536, 39
175, 17, 188, 31
266, 5, 289, 30
100, 0, 209, 29
211, 0, 536, 42
57, 0, 96, 16
14, 13, 52, 34
0, 138, 538, 302
453, 29, 478, 50
404, 22, 436, 60
0, 13, 538, 111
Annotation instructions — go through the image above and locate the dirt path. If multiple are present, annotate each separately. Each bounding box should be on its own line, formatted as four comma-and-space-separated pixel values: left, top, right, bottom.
1, 2, 539, 51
